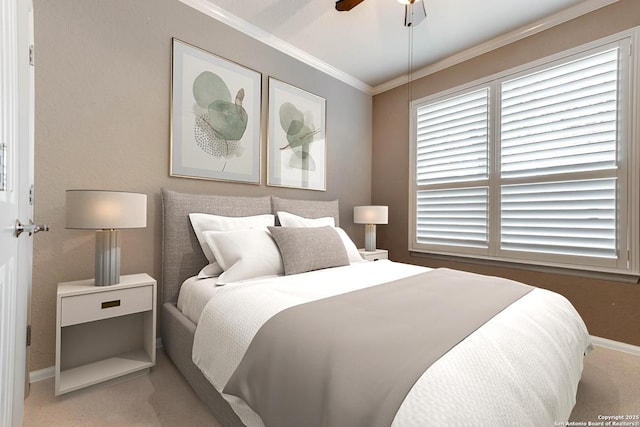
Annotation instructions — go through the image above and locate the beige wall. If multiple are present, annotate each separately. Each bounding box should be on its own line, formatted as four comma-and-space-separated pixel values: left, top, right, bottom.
373, 0, 640, 346
32, 0, 372, 371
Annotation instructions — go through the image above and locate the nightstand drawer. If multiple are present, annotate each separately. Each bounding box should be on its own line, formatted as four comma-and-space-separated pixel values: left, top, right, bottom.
60, 285, 152, 327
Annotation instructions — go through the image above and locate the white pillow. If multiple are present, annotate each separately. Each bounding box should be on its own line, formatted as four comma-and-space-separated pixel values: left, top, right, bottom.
189, 213, 275, 275
335, 227, 365, 263
197, 263, 222, 279
277, 211, 335, 227
276, 211, 362, 263
203, 229, 284, 285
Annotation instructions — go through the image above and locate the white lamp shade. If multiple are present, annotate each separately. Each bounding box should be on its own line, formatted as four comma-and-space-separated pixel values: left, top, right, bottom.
66, 190, 147, 230
354, 206, 388, 225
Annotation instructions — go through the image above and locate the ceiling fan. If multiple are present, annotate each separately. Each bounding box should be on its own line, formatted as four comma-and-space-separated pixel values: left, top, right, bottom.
335, 0, 427, 27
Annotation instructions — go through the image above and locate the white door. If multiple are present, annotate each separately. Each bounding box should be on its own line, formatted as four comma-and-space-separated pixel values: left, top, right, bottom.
0, 0, 35, 426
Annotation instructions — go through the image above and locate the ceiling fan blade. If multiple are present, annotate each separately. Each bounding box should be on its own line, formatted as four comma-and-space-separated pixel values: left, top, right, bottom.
335, 0, 366, 12
404, 0, 426, 26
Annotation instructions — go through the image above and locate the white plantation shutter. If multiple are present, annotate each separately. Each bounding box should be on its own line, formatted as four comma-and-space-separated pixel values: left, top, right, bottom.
416, 187, 488, 248
416, 88, 488, 185
414, 88, 489, 249
499, 48, 620, 260
501, 48, 619, 178
501, 179, 617, 258
410, 38, 635, 273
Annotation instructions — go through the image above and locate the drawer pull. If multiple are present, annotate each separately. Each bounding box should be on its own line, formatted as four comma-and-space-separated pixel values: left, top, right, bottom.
101, 300, 121, 309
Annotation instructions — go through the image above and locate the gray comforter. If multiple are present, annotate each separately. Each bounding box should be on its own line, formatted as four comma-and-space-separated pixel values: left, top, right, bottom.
224, 268, 533, 427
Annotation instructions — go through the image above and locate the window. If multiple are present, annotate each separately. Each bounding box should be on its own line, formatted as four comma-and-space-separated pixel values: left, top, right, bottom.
414, 88, 489, 251
409, 36, 638, 276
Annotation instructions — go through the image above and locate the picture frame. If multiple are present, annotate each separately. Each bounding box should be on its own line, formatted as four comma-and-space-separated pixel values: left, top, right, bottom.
267, 77, 326, 191
170, 38, 262, 184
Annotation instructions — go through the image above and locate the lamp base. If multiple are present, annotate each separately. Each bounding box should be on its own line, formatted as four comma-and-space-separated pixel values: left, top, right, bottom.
95, 229, 121, 286
364, 224, 377, 252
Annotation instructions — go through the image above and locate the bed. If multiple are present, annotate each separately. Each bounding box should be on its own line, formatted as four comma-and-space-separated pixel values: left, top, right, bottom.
160, 188, 592, 427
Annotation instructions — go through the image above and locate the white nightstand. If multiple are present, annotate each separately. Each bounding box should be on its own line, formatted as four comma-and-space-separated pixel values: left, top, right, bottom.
55, 273, 157, 396
358, 249, 389, 261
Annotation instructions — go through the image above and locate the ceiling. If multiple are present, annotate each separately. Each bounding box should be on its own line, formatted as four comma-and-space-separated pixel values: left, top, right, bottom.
184, 0, 616, 93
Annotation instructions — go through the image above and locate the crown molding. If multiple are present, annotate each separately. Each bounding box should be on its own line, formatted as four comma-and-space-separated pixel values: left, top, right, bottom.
179, 0, 374, 94
180, 0, 620, 96
373, 0, 622, 95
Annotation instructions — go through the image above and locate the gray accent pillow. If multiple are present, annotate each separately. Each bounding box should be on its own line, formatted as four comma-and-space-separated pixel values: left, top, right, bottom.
268, 226, 350, 275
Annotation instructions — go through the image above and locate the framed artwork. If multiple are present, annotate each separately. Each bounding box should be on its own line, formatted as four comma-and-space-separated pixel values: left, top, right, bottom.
267, 77, 326, 191
170, 38, 261, 184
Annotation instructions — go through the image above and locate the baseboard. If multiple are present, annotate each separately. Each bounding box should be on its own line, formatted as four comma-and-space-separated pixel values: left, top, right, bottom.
30, 337, 164, 384
29, 366, 54, 383
29, 336, 637, 383
590, 335, 640, 356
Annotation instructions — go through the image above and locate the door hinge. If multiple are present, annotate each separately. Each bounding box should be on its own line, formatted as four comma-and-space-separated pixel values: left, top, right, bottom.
26, 325, 31, 347
29, 45, 34, 66
29, 185, 34, 206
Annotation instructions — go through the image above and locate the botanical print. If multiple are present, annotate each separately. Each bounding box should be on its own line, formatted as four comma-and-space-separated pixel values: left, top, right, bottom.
193, 71, 248, 162
278, 102, 321, 172
171, 39, 261, 183
268, 77, 326, 191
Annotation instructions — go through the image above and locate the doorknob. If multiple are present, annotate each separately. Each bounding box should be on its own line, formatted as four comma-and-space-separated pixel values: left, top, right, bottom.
15, 220, 49, 238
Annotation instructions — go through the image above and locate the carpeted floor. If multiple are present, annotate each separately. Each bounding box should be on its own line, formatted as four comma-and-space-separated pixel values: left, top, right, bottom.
24, 345, 639, 426
24, 350, 220, 427
569, 346, 640, 423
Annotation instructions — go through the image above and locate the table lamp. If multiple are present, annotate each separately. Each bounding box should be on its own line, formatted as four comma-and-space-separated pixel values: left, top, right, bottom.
66, 190, 147, 286
354, 205, 388, 252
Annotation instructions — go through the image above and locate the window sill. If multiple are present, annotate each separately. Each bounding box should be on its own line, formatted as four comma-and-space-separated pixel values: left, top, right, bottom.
409, 250, 640, 284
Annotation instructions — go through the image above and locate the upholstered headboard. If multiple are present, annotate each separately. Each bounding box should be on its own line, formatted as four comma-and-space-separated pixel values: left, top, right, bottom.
161, 188, 340, 305
161, 189, 272, 304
